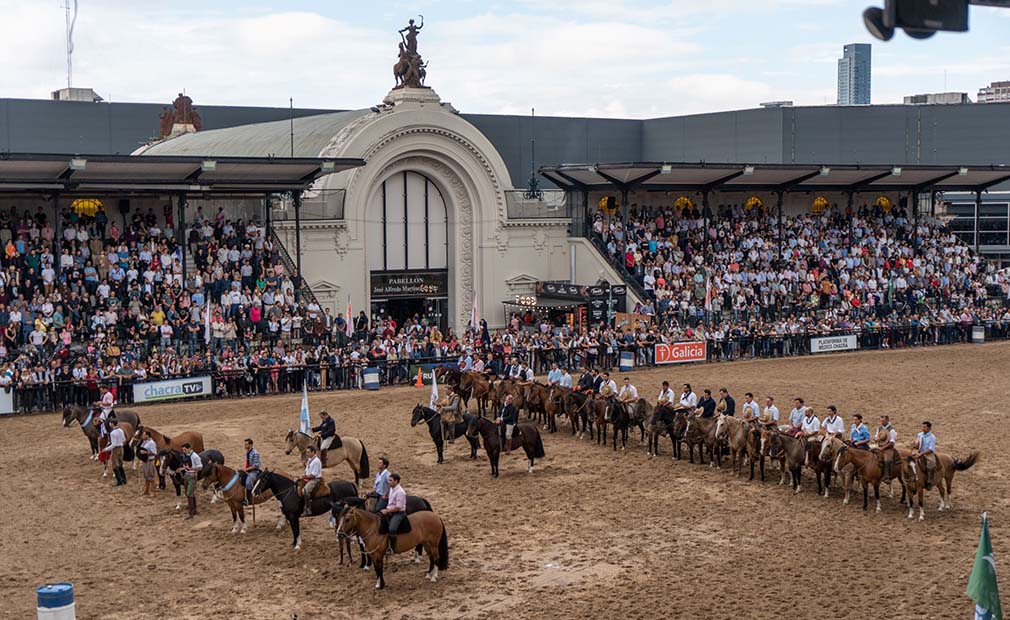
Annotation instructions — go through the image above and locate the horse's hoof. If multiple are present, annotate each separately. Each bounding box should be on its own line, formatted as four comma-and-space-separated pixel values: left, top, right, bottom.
919, 515, 925, 522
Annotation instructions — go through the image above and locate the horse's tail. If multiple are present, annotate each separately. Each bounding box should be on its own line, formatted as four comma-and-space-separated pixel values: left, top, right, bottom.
436, 520, 449, 570
123, 443, 135, 462
421, 497, 433, 511
953, 451, 979, 471
357, 441, 370, 478
533, 430, 546, 459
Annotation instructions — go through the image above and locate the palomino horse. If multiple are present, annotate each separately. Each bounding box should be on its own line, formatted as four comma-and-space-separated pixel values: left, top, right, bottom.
763, 431, 805, 493
252, 469, 358, 550
609, 398, 648, 451
715, 415, 750, 476
335, 500, 449, 589
62, 405, 140, 460
200, 463, 256, 533
901, 449, 979, 520
130, 424, 204, 454
284, 429, 370, 486
160, 449, 225, 509
410, 405, 479, 464
465, 415, 545, 477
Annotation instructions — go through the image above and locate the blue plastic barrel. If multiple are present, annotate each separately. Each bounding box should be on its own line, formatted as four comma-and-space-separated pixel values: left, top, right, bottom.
618, 351, 634, 372
362, 367, 380, 390
37, 583, 75, 619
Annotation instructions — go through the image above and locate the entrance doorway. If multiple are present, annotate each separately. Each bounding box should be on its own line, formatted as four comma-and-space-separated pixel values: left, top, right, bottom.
371, 297, 448, 332
370, 269, 450, 332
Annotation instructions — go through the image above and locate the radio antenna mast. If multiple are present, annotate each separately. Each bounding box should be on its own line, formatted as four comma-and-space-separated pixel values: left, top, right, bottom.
62, 0, 78, 89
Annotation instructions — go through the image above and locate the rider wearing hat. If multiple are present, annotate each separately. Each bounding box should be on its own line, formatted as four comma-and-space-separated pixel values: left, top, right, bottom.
873, 415, 898, 481
311, 411, 336, 467
437, 391, 462, 444
657, 381, 674, 407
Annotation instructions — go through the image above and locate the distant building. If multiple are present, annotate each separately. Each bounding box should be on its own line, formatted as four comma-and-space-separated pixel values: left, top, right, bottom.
50, 87, 103, 103
759, 101, 793, 108
904, 92, 972, 105
978, 81, 1010, 104
837, 43, 871, 105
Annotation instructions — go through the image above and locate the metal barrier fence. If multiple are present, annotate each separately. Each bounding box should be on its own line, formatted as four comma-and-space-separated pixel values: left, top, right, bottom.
4, 321, 1008, 416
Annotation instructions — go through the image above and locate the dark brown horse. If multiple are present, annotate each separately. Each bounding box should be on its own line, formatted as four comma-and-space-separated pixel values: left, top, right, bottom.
646, 403, 684, 459
62, 405, 140, 460
763, 431, 805, 493
459, 371, 491, 415
523, 381, 553, 430
465, 415, 545, 477
610, 398, 648, 451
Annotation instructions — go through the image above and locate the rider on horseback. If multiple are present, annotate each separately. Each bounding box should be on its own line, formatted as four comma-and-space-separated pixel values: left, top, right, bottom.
912, 421, 937, 489
617, 377, 638, 419
657, 381, 674, 406
301, 445, 323, 516
849, 414, 871, 450
872, 415, 898, 481
381, 473, 407, 551
242, 438, 261, 506
94, 386, 116, 438
311, 411, 335, 467
822, 405, 844, 438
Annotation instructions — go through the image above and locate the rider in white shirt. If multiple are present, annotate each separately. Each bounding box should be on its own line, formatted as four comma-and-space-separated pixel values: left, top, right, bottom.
657, 381, 675, 406
302, 445, 323, 516
740, 392, 760, 421
678, 383, 698, 411
821, 405, 845, 437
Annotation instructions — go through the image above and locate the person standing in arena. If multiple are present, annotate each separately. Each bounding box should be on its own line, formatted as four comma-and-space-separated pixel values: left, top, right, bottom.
371, 456, 391, 512
181, 443, 201, 519
242, 438, 261, 505
101, 418, 127, 487
138, 430, 158, 496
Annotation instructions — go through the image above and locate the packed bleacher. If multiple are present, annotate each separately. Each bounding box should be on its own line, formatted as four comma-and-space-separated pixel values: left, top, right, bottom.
2, 197, 1009, 414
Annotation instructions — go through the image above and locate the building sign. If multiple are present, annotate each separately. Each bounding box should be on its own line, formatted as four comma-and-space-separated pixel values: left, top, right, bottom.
809, 335, 858, 354
537, 281, 627, 320
654, 342, 708, 365
536, 281, 584, 300
133, 376, 213, 404
371, 270, 448, 299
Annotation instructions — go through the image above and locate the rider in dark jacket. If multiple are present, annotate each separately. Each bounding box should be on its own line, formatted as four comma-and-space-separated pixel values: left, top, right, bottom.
311, 411, 336, 466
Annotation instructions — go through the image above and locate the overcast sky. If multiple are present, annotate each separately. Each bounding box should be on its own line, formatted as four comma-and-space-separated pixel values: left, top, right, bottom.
2, 0, 1009, 118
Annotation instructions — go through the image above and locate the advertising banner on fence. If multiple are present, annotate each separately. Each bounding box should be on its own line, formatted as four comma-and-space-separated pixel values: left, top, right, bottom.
133, 376, 213, 404
408, 363, 448, 386
654, 342, 707, 365
809, 335, 858, 354
0, 388, 13, 415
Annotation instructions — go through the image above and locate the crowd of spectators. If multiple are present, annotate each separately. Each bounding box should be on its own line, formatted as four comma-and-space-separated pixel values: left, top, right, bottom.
592, 200, 1010, 343
2, 196, 1009, 415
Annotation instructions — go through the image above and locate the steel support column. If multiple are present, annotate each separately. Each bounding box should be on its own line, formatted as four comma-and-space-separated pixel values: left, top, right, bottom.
911, 190, 919, 257
974, 190, 982, 253
846, 191, 854, 247
620, 188, 630, 260
52, 192, 61, 278
178, 193, 188, 289
776, 191, 784, 261
293, 190, 303, 276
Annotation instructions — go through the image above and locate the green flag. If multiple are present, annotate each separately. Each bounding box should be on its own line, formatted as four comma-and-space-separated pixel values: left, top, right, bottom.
968, 513, 1003, 620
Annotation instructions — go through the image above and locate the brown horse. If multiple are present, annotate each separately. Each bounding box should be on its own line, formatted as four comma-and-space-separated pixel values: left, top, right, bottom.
62, 405, 140, 460
684, 414, 720, 466
465, 415, 545, 477
715, 415, 750, 476
559, 389, 597, 439
284, 429, 370, 486
335, 502, 449, 589
201, 463, 252, 534
762, 431, 805, 493
459, 371, 491, 415
816, 436, 858, 500
523, 382, 553, 430
646, 403, 684, 459
901, 449, 979, 520
833, 444, 890, 512
130, 424, 204, 454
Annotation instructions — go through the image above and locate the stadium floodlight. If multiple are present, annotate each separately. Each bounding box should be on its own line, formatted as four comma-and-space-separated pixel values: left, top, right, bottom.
320, 161, 336, 172
69, 158, 87, 170
201, 160, 217, 172
863, 6, 895, 41
959, 167, 969, 175
891, 167, 902, 176
820, 166, 831, 176
862, 1, 1010, 41
743, 165, 755, 176
661, 164, 672, 174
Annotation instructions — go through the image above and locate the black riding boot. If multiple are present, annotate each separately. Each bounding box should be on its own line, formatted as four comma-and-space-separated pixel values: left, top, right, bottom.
112, 468, 123, 486
120, 467, 128, 485
388, 534, 397, 552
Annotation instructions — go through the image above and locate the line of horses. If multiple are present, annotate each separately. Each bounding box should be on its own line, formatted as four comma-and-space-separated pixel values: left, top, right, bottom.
60, 404, 448, 589
429, 371, 979, 521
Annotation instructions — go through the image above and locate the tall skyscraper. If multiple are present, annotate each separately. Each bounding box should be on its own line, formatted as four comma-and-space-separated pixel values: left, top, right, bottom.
837, 43, 871, 105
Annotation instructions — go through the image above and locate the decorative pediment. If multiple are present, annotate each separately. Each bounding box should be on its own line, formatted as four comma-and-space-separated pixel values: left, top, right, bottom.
505, 273, 538, 295
309, 279, 342, 301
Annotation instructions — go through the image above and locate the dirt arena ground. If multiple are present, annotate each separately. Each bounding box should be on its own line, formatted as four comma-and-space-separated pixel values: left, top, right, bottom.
2, 342, 1009, 620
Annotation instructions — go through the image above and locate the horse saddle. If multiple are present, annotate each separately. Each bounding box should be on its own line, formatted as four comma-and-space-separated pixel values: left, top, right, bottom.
378, 514, 412, 535
296, 478, 330, 499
